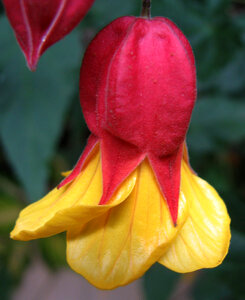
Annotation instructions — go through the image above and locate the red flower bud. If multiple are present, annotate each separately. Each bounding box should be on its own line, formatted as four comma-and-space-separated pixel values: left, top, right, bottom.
59, 16, 196, 225
3, 0, 95, 70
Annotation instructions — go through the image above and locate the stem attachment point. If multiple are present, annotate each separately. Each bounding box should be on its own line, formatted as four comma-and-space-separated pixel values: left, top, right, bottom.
141, 0, 151, 18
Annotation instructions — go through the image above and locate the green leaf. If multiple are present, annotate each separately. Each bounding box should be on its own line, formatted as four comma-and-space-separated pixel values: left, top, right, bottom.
193, 231, 245, 300
83, 0, 136, 29
0, 193, 21, 233
187, 97, 245, 154
38, 234, 67, 269
143, 264, 180, 300
0, 17, 81, 201
215, 49, 245, 93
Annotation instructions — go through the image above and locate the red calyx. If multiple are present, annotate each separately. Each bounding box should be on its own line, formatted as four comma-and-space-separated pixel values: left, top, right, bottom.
3, 0, 95, 71
60, 16, 196, 225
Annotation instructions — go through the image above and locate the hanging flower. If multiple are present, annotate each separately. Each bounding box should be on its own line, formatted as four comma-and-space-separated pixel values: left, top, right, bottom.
11, 16, 231, 289
2, 0, 95, 70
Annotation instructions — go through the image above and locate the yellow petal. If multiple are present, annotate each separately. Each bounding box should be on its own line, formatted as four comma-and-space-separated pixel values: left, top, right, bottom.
11, 149, 136, 241
158, 161, 231, 273
66, 159, 188, 289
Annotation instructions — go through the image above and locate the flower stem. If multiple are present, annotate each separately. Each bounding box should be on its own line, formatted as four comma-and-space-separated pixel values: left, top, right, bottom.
141, 0, 151, 18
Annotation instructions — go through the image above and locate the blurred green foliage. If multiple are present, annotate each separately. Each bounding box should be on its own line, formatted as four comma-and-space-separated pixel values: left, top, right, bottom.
0, 0, 244, 299
0, 17, 82, 201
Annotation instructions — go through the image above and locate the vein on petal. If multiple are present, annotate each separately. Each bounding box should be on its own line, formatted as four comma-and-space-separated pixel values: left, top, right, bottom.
103, 164, 142, 278
36, 0, 66, 58
72, 155, 101, 206
20, 0, 33, 60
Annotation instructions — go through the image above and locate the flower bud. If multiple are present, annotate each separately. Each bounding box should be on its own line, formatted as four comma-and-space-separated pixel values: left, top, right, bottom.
3, 0, 95, 70
80, 17, 196, 157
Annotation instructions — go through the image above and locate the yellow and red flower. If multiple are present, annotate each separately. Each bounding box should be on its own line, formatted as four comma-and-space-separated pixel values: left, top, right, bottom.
11, 16, 231, 289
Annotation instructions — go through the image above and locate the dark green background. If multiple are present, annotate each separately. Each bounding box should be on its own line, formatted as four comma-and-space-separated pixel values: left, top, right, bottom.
0, 0, 245, 299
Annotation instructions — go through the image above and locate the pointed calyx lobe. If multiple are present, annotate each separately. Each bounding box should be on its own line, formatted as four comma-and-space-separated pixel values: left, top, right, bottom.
3, 0, 95, 70
64, 17, 196, 224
